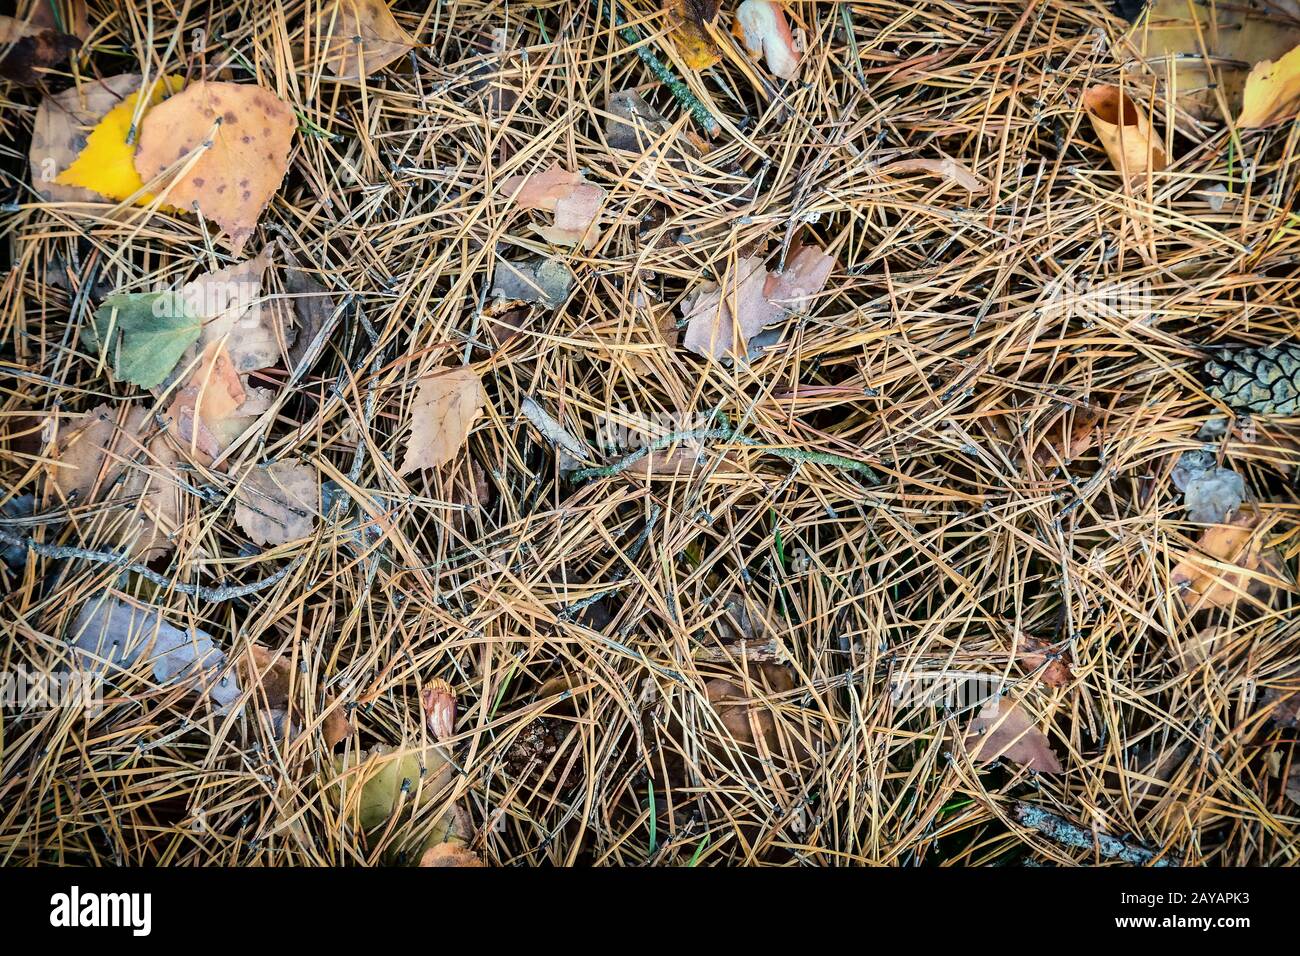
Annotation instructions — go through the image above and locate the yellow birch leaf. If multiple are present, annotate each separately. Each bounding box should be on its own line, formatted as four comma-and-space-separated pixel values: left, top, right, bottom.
670, 0, 722, 70
1239, 43, 1300, 128
54, 74, 185, 207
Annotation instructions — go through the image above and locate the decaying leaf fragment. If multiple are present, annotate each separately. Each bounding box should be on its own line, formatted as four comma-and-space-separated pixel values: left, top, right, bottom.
682, 244, 837, 360
499, 161, 605, 248
669, 0, 722, 70
1239, 43, 1300, 127
239, 643, 351, 746
31, 74, 143, 202
180, 246, 294, 373
400, 367, 488, 474
1016, 634, 1073, 689
312, 0, 416, 79
1171, 508, 1286, 609
705, 662, 795, 752
963, 697, 1062, 773
879, 156, 988, 194
72, 596, 239, 706
1031, 405, 1102, 468
1082, 85, 1166, 176
0, 14, 79, 84
164, 342, 246, 461
133, 81, 295, 254
49, 403, 182, 557
234, 460, 319, 545
733, 0, 801, 80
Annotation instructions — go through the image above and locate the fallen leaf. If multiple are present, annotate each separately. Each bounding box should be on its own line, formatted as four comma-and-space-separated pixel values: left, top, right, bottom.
30, 74, 142, 202
164, 341, 246, 461
278, 243, 336, 371
1082, 85, 1167, 176
1031, 406, 1102, 468
419, 843, 484, 867
234, 460, 319, 545
606, 89, 673, 152
491, 257, 574, 309
179, 246, 293, 373
133, 81, 296, 255
1016, 634, 1073, 689
23, 0, 90, 41
669, 0, 722, 70
1262, 687, 1299, 728
1137, 0, 1300, 121
520, 395, 590, 471
312, 0, 416, 79
963, 697, 1062, 773
89, 292, 202, 390
705, 662, 795, 751
499, 162, 605, 248
239, 643, 351, 746
682, 255, 776, 359
49, 403, 181, 557
682, 245, 837, 360
0, 14, 79, 84
421, 679, 457, 741
879, 156, 988, 194
54, 75, 185, 205
72, 595, 239, 706
1239, 42, 1300, 127
733, 0, 801, 80
400, 367, 488, 474
1171, 509, 1285, 609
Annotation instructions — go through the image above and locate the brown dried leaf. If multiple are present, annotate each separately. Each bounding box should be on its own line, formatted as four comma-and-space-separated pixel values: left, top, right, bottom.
30, 74, 142, 202
133, 81, 295, 255
1032, 406, 1101, 468
964, 697, 1062, 772
420, 679, 457, 741
400, 367, 488, 474
0, 15, 79, 85
419, 843, 484, 867
1262, 687, 1299, 728
1171, 509, 1285, 609
181, 246, 293, 374
1016, 634, 1073, 689
705, 662, 794, 751
234, 460, 318, 546
313, 0, 416, 79
164, 342, 246, 462
1082, 85, 1167, 176
240, 643, 352, 746
499, 162, 605, 249
48, 403, 180, 558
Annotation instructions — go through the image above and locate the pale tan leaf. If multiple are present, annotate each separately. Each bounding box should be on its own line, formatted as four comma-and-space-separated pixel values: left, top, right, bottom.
164, 341, 246, 462
1171, 509, 1286, 609
400, 367, 488, 474
313, 0, 416, 79
234, 460, 319, 545
48, 403, 180, 558
879, 156, 988, 193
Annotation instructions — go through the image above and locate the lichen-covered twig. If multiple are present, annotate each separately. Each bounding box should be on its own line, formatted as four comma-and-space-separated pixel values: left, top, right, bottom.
1013, 802, 1180, 867
0, 527, 303, 603
599, 2, 720, 136
569, 426, 879, 484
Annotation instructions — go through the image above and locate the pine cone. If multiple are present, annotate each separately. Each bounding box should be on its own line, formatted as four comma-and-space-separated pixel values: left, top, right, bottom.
1204, 344, 1300, 415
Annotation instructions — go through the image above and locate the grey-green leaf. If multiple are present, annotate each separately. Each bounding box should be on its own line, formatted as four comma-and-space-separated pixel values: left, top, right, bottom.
90, 292, 202, 389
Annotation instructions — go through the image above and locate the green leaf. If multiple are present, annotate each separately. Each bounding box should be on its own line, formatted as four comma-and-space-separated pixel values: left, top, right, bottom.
90, 292, 201, 389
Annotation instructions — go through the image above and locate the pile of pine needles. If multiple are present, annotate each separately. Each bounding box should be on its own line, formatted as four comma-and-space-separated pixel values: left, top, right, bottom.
1, 0, 1298, 866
